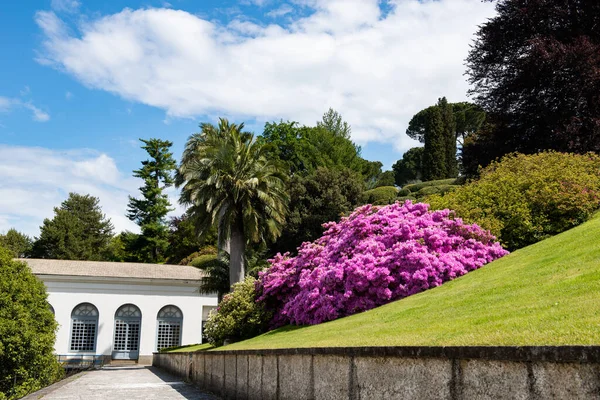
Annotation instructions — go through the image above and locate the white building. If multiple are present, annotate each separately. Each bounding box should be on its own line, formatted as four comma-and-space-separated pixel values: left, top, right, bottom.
24, 259, 218, 364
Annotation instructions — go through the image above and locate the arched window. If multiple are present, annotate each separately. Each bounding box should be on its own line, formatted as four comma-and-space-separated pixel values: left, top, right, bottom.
113, 304, 142, 360
156, 305, 183, 350
49, 303, 55, 315
70, 303, 99, 352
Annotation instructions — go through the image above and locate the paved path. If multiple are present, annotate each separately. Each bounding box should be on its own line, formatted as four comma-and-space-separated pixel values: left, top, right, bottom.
31, 366, 220, 399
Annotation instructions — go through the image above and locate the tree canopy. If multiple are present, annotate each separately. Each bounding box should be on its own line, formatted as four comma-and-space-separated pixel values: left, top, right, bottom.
392, 147, 424, 186
465, 0, 600, 167
31, 193, 113, 260
270, 167, 365, 256
0, 229, 32, 258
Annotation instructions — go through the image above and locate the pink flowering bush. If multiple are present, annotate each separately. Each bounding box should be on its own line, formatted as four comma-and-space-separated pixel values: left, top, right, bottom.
257, 201, 508, 326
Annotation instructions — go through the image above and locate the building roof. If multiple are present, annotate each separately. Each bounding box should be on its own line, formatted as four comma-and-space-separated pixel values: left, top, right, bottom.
22, 258, 206, 282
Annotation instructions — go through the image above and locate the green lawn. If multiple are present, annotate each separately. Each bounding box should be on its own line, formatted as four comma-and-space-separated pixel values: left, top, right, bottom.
220, 214, 600, 350
164, 343, 213, 353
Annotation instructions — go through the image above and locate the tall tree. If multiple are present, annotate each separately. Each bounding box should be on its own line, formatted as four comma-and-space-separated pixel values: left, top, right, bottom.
407, 98, 466, 179
406, 101, 485, 146
452, 102, 487, 146
318, 108, 352, 138
31, 193, 114, 260
127, 139, 176, 263
392, 147, 424, 186
270, 167, 365, 256
466, 0, 600, 162
439, 98, 458, 178
257, 121, 309, 174
177, 118, 289, 286
0, 229, 33, 258
421, 105, 447, 181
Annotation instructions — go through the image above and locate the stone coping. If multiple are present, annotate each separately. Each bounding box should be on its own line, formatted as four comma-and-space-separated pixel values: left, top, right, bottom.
156, 346, 600, 363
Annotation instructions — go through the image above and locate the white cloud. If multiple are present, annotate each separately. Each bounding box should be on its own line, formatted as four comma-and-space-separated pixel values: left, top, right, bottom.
241, 0, 271, 6
266, 4, 294, 18
23, 102, 51, 122
20, 86, 31, 96
35, 0, 496, 152
51, 0, 81, 13
0, 96, 50, 122
0, 145, 184, 237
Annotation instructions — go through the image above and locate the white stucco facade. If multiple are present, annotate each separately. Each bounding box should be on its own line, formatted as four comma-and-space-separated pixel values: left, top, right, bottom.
25, 259, 218, 363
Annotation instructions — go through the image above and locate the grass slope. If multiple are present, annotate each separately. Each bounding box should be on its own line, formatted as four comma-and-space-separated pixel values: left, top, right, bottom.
222, 214, 600, 350
165, 343, 213, 353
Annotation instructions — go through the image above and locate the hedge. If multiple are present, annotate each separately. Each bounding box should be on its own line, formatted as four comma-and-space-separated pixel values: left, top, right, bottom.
428, 152, 600, 250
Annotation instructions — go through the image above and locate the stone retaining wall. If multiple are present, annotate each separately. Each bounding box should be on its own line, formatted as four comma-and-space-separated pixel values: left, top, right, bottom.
153, 346, 600, 399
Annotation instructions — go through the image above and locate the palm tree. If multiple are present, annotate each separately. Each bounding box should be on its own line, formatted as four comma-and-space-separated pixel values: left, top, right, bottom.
192, 254, 230, 302
176, 118, 289, 286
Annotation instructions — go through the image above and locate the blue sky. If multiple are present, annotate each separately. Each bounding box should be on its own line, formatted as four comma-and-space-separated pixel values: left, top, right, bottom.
0, 0, 496, 236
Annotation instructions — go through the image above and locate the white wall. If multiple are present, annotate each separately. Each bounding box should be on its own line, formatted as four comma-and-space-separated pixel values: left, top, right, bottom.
41, 277, 218, 357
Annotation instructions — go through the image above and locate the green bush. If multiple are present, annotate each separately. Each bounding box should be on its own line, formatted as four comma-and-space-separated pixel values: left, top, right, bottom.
436, 184, 458, 195
403, 178, 457, 193
203, 277, 272, 347
428, 152, 600, 250
397, 188, 411, 196
0, 248, 63, 400
397, 195, 417, 202
363, 186, 399, 205
416, 186, 442, 196
178, 245, 218, 265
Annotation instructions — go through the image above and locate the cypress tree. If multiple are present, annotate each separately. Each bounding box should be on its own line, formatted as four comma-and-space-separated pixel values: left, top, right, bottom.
127, 139, 177, 263
439, 97, 458, 178
422, 106, 446, 181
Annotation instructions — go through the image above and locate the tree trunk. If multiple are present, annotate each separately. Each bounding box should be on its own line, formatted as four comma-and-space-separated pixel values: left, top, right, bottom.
229, 221, 245, 287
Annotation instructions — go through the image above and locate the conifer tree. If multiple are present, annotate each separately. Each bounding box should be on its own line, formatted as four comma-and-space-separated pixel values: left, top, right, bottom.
422, 106, 446, 181
127, 139, 176, 263
438, 97, 458, 178
31, 193, 113, 260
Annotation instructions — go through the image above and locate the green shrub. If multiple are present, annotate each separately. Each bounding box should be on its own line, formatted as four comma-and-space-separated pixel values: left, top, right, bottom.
178, 245, 218, 265
397, 195, 417, 202
416, 186, 442, 196
431, 184, 458, 196
397, 188, 411, 196
0, 248, 63, 400
363, 186, 399, 205
403, 178, 457, 193
203, 277, 272, 347
428, 152, 600, 250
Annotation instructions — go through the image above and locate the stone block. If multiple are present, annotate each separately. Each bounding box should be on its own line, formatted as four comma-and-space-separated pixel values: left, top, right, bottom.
261, 355, 279, 400
236, 354, 249, 400
278, 354, 313, 400
532, 362, 600, 399
355, 356, 452, 400
314, 355, 350, 400
192, 353, 205, 387
248, 355, 262, 400
224, 355, 237, 399
462, 360, 528, 400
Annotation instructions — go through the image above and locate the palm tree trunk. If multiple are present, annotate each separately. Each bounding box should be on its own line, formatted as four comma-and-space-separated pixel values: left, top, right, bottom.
229, 220, 245, 286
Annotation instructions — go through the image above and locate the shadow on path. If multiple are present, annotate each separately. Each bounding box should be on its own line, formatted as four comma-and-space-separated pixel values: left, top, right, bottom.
144, 366, 221, 400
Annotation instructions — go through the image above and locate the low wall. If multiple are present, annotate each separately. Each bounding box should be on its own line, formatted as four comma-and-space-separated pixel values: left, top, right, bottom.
153, 346, 600, 399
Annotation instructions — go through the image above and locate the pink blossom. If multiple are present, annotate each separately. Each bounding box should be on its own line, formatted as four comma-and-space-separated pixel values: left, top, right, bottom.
257, 201, 509, 326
